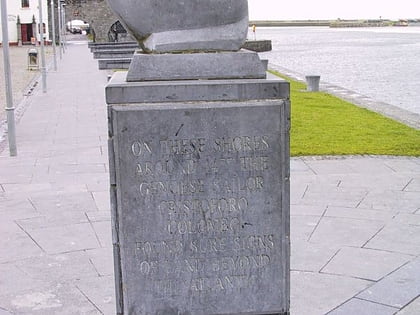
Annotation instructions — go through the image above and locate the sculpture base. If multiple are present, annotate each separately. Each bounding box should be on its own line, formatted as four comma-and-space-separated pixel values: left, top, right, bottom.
126, 50, 266, 82
141, 17, 248, 53
106, 76, 290, 315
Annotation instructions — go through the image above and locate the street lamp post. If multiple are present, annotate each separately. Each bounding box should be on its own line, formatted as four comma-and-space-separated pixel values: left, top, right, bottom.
0, 0, 17, 156
50, 0, 57, 70
61, 2, 67, 52
38, 0, 47, 93
57, 0, 63, 58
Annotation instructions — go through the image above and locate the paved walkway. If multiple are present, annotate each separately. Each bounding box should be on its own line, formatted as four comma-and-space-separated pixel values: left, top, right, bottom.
0, 41, 419, 315
0, 46, 53, 123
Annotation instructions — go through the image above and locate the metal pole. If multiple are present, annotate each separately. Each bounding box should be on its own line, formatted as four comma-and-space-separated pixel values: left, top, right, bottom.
50, 0, 57, 70
0, 0, 17, 156
62, 3, 66, 52
57, 0, 62, 58
38, 0, 47, 93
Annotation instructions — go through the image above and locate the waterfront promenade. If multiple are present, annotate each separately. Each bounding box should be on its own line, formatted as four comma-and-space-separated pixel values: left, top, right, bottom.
0, 40, 419, 314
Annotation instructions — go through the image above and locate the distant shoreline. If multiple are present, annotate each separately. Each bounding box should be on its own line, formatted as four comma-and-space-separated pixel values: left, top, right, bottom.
249, 20, 330, 27
249, 19, 420, 27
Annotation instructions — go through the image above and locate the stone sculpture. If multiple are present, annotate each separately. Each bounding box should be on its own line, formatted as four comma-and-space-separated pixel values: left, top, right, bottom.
105, 0, 249, 53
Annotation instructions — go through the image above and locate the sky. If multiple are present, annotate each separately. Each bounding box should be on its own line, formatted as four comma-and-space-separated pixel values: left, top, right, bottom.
248, 0, 420, 20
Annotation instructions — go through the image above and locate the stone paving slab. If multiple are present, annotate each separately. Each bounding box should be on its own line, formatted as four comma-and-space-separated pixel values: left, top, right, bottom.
328, 298, 399, 315
357, 257, 420, 308
321, 247, 413, 281
365, 223, 420, 256
291, 271, 372, 315
0, 41, 419, 314
396, 296, 420, 315
308, 216, 385, 247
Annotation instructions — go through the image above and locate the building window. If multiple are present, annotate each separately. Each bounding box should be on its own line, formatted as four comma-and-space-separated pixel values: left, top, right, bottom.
21, 0, 30, 8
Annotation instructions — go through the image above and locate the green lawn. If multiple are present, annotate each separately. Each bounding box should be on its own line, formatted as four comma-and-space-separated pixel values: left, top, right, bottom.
270, 71, 420, 156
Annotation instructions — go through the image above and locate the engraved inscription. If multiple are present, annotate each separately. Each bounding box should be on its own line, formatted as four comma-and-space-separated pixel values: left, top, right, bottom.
128, 134, 278, 297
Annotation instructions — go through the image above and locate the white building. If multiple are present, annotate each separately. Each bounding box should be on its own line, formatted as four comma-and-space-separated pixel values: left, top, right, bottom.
0, 0, 50, 45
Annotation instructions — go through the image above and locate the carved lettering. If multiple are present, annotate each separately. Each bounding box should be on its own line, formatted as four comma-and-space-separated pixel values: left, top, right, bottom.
131, 140, 153, 156
160, 138, 206, 156
189, 275, 257, 293
212, 176, 264, 194
167, 217, 241, 235
139, 179, 204, 196
128, 134, 278, 297
213, 136, 269, 153
240, 156, 269, 172
159, 197, 248, 220
136, 159, 198, 176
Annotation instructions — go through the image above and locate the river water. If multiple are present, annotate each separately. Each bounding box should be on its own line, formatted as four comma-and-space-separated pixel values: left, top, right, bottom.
253, 26, 420, 115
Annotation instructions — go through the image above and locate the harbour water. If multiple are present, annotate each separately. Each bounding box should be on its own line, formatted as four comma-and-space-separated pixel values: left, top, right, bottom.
254, 26, 420, 115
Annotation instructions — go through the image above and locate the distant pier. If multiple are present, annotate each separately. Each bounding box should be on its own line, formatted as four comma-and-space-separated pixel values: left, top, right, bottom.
249, 19, 420, 28
249, 20, 330, 27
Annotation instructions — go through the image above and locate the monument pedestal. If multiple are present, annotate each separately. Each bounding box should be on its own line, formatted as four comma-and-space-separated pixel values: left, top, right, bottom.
106, 70, 290, 315
126, 50, 266, 81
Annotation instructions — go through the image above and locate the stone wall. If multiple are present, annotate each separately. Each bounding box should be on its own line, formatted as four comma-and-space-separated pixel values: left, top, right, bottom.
65, 0, 116, 42
49, 0, 132, 42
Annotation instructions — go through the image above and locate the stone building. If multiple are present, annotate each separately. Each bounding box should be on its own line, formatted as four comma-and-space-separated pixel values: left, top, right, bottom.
0, 0, 50, 45
59, 0, 132, 42
1, 0, 131, 45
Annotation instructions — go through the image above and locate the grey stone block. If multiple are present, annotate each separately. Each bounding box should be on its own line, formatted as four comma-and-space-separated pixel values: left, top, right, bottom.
107, 72, 289, 104
89, 41, 137, 48
98, 58, 132, 70
108, 99, 290, 314
93, 49, 135, 60
243, 40, 273, 52
126, 50, 266, 81
90, 42, 139, 52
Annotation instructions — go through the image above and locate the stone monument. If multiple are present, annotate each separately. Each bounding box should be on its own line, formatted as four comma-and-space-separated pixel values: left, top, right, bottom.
105, 1, 290, 314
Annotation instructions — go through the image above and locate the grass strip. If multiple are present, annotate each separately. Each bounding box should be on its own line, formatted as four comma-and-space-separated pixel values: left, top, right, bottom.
270, 70, 420, 157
